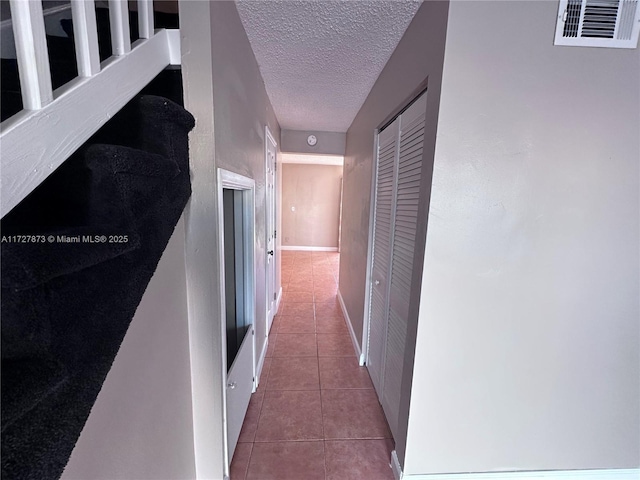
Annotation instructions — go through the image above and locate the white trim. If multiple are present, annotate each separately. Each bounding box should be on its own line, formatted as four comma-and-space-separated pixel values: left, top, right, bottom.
265, 125, 278, 347
10, 0, 53, 110
266, 127, 278, 147
108, 0, 131, 56
391, 450, 403, 480
216, 169, 256, 478
337, 290, 363, 364
275, 286, 283, 313
280, 246, 339, 252
137, 0, 154, 39
401, 469, 640, 480
281, 153, 344, 166
255, 337, 269, 390
361, 129, 380, 366
1, 29, 180, 218
71, 0, 101, 77
166, 29, 181, 65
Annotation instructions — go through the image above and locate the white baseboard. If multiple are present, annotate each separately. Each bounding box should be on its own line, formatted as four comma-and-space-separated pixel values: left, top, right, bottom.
255, 337, 269, 391
400, 469, 639, 480
280, 246, 338, 251
275, 286, 283, 313
391, 450, 403, 480
337, 290, 363, 363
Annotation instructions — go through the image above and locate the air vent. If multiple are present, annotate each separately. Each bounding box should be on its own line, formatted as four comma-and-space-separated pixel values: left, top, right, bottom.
555, 0, 640, 48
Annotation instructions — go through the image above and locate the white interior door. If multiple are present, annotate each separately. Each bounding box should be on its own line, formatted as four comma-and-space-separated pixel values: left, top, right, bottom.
366, 92, 427, 441
217, 169, 256, 474
265, 127, 278, 333
225, 329, 254, 462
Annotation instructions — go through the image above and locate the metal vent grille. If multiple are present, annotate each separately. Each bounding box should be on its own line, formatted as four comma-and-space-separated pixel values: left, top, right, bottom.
555, 0, 640, 47
618, 0, 638, 39
582, 0, 619, 38
563, 0, 583, 37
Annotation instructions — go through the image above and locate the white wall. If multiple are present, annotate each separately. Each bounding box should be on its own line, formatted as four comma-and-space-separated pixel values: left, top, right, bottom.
404, 0, 640, 475
62, 217, 196, 480
180, 2, 225, 477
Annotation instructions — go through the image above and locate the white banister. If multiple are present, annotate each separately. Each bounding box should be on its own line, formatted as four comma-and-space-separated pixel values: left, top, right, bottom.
138, 0, 154, 39
71, 0, 100, 77
9, 0, 53, 110
1, 29, 180, 218
108, 0, 131, 56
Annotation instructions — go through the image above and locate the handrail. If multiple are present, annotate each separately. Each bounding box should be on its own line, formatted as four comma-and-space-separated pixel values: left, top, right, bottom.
1, 0, 179, 218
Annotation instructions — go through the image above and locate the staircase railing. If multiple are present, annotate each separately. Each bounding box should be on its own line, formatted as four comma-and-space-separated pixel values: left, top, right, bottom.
1, 0, 180, 218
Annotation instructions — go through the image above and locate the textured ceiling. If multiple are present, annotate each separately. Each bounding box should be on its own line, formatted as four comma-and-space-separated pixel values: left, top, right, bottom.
236, 0, 421, 132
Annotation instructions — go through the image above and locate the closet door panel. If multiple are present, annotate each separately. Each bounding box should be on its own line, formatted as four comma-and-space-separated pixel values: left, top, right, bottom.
367, 118, 399, 397
381, 307, 407, 439
382, 93, 427, 441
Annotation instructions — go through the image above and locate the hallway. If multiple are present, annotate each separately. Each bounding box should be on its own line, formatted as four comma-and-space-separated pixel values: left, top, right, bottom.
230, 251, 395, 480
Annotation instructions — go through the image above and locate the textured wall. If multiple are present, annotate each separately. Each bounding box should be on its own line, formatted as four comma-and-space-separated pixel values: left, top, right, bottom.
338, 1, 450, 464
209, 0, 281, 361
404, 0, 640, 474
281, 163, 343, 248
339, 0, 449, 359
177, 1, 282, 478
182, 3, 282, 476
281, 130, 346, 156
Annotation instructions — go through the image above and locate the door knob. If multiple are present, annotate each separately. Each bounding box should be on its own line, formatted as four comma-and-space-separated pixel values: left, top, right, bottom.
267, 250, 274, 256
374, 280, 380, 285
227, 382, 237, 389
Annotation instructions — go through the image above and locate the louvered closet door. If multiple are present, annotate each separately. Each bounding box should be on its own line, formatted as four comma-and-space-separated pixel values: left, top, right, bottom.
366, 92, 427, 442
382, 93, 427, 440
367, 118, 399, 398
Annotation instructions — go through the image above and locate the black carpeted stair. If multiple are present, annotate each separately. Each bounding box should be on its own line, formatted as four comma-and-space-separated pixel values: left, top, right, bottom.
1, 94, 195, 480
1, 8, 193, 480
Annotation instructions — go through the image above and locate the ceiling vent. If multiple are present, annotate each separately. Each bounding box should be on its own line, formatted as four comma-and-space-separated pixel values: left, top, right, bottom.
554, 0, 640, 48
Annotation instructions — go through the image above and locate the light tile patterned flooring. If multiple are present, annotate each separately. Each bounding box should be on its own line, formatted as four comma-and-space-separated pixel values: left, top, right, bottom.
230, 251, 395, 480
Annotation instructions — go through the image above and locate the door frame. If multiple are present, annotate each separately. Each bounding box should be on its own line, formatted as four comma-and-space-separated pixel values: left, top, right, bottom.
216, 168, 256, 476
264, 126, 278, 336
361, 131, 380, 366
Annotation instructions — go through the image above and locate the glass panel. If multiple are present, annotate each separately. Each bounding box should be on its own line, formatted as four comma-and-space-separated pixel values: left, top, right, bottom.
223, 189, 251, 372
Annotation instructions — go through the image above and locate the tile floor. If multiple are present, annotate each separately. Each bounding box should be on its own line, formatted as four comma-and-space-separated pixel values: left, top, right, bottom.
230, 251, 395, 480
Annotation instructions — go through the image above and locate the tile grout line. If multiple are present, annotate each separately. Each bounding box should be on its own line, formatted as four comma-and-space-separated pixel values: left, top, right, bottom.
243, 252, 347, 479
312, 258, 330, 480
306, 255, 325, 477
323, 254, 330, 480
